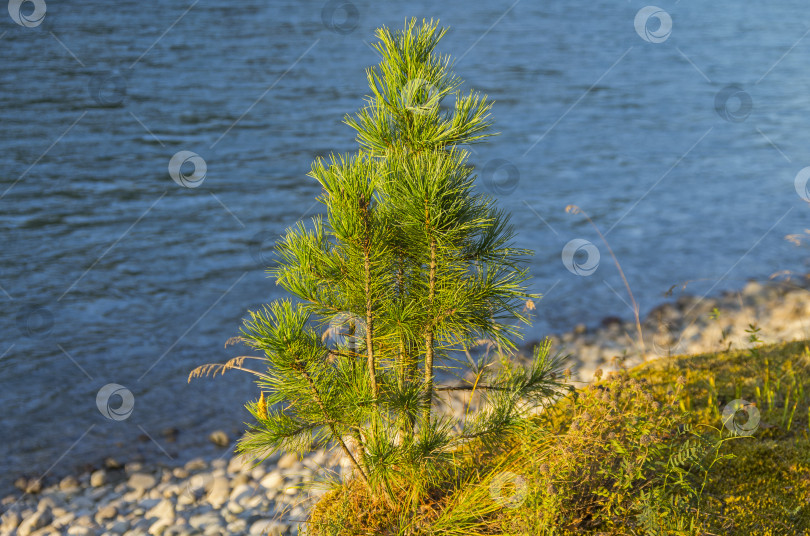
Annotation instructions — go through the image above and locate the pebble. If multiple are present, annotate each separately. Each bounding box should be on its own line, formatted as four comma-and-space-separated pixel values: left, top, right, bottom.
232, 473, 251, 488
249, 520, 286, 536
52, 512, 75, 529
90, 470, 107, 488
276, 453, 299, 470
147, 518, 171, 536
14, 478, 42, 495
259, 472, 283, 491
66, 527, 95, 536
94, 504, 117, 524
105, 458, 123, 470
209, 430, 230, 448
0, 510, 20, 531
184, 458, 208, 472
206, 477, 230, 508
128, 473, 157, 492
145, 499, 175, 523
227, 456, 251, 475
188, 511, 222, 530
59, 476, 80, 492
16, 508, 51, 536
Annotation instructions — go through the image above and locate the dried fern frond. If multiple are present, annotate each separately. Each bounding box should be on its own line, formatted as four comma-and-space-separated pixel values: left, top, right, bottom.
188, 355, 268, 383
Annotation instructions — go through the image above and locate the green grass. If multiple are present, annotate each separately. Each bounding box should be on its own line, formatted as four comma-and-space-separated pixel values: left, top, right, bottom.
306, 340, 810, 535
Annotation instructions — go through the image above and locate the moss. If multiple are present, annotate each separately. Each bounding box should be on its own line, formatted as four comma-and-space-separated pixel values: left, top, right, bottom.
307, 340, 810, 535
702, 439, 810, 535
631, 340, 810, 535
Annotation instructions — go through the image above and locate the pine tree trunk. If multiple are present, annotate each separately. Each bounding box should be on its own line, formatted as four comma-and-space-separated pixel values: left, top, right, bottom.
423, 237, 437, 428
361, 200, 379, 408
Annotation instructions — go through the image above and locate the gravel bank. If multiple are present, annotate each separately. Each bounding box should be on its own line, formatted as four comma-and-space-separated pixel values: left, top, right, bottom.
536, 276, 810, 383
1, 450, 346, 536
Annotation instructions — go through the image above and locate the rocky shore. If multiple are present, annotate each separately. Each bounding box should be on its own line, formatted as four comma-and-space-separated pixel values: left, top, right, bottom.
4, 276, 810, 535
541, 276, 810, 384
1, 449, 345, 536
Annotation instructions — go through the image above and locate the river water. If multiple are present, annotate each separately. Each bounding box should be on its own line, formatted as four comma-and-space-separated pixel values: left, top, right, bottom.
2, 0, 810, 492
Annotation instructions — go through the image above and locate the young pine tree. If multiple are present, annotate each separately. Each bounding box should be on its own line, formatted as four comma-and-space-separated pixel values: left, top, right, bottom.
191, 19, 569, 503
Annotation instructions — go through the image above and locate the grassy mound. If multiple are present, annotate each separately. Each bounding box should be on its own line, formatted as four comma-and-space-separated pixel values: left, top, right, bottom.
307, 340, 810, 535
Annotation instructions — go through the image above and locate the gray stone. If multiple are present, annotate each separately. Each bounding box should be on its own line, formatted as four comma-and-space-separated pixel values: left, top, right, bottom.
139, 498, 160, 511
88, 487, 109, 501
109, 519, 130, 534
71, 496, 95, 510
